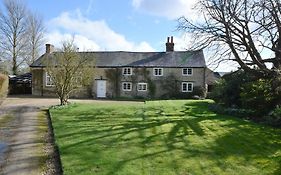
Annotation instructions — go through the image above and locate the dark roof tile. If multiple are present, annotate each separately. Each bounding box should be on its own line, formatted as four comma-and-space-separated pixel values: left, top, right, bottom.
30, 50, 206, 68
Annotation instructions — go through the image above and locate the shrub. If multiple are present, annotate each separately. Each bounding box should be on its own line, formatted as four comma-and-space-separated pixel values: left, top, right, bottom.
209, 104, 255, 118
210, 70, 255, 107
209, 79, 228, 104
210, 70, 280, 124
265, 107, 281, 127
0, 74, 8, 105
240, 79, 276, 115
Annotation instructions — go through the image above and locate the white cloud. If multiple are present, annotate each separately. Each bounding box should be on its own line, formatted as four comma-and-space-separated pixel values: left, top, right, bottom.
45, 32, 101, 51
132, 0, 143, 8
46, 10, 155, 52
132, 0, 198, 20
173, 35, 191, 51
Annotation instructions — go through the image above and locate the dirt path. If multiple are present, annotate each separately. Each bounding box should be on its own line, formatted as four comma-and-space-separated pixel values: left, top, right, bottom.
1, 106, 42, 174
0, 97, 59, 175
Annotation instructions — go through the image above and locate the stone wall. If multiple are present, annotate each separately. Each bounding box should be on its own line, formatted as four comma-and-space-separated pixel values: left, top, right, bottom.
31, 67, 209, 99
31, 68, 92, 98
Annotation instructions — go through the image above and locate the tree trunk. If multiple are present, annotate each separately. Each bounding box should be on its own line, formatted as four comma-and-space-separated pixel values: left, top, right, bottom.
59, 93, 69, 105
59, 97, 64, 106
12, 46, 17, 75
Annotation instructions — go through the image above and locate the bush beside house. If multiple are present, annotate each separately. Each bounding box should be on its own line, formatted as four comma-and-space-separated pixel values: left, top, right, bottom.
210, 70, 281, 127
0, 74, 8, 105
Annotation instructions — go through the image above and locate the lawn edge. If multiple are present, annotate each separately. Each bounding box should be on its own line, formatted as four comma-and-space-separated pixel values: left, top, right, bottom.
43, 109, 63, 175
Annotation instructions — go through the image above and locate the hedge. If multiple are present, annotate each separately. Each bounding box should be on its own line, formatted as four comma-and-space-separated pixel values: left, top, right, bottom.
0, 74, 8, 105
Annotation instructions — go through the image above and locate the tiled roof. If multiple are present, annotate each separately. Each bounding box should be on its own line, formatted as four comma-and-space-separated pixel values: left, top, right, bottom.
30, 50, 206, 68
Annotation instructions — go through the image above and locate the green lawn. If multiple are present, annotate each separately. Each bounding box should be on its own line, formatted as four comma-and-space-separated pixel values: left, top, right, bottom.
50, 100, 281, 175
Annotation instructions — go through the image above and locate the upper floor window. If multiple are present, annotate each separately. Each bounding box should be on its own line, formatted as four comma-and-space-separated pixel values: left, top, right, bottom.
182, 68, 193, 76
137, 83, 147, 91
123, 67, 132, 75
182, 82, 193, 92
153, 68, 163, 76
46, 72, 55, 87
122, 82, 132, 91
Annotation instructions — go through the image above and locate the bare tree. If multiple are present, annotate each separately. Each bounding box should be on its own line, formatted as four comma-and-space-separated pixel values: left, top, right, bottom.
26, 13, 45, 65
0, 0, 28, 75
0, 0, 45, 75
178, 0, 281, 78
45, 40, 95, 105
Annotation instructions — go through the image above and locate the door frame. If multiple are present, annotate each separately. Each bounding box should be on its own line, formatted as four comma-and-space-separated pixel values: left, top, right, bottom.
96, 80, 107, 98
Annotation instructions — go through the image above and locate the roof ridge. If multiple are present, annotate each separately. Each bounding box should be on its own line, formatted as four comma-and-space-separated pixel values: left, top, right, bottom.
30, 50, 206, 68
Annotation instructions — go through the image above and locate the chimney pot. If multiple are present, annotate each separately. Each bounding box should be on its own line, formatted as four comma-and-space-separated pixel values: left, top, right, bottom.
165, 36, 174, 52
171, 36, 173, 43
46, 44, 54, 54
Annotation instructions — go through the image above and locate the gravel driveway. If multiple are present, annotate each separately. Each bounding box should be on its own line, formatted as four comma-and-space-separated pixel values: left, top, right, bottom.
0, 96, 60, 175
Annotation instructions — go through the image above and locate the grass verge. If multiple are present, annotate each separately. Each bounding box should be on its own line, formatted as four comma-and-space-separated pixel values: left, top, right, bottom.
50, 100, 281, 175
0, 114, 14, 128
36, 110, 50, 174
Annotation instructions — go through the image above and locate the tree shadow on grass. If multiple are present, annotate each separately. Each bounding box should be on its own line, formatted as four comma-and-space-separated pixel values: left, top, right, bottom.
52, 101, 281, 175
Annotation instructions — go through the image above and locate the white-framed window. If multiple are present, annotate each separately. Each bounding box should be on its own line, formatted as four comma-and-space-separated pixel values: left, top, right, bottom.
46, 72, 55, 87
153, 68, 163, 76
182, 82, 193, 92
137, 83, 147, 91
122, 82, 132, 91
182, 68, 193, 76
123, 67, 132, 75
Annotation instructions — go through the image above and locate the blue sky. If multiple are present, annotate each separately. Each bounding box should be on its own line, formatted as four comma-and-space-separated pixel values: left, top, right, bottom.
0, 0, 236, 71
21, 0, 196, 52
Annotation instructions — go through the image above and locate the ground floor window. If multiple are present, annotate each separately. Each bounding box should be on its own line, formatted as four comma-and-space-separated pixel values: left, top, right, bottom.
122, 82, 132, 91
182, 82, 193, 92
46, 72, 55, 87
137, 83, 147, 91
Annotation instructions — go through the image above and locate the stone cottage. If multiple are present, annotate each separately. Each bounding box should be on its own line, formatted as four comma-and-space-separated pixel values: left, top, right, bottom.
30, 37, 218, 99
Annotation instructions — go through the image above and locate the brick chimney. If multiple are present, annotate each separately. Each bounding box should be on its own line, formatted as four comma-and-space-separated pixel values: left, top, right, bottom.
165, 36, 174, 52
45, 44, 54, 54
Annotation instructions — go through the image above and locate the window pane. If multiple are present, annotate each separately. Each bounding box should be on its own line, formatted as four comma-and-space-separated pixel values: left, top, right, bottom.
46, 73, 54, 86
154, 68, 163, 76
188, 68, 192, 75
137, 83, 147, 91
188, 83, 193, 91
123, 68, 132, 75
182, 83, 187, 91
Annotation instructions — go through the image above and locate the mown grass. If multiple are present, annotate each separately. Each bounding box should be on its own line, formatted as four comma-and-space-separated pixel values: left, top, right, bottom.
50, 100, 281, 175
